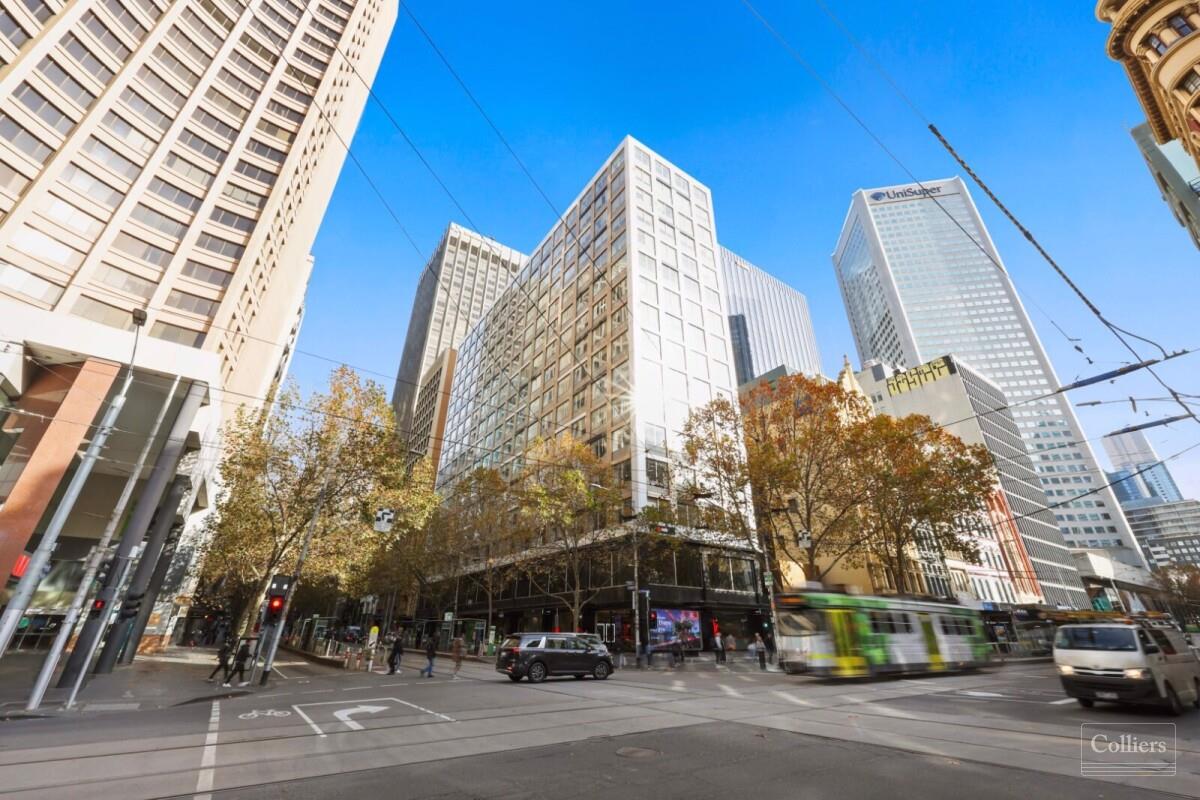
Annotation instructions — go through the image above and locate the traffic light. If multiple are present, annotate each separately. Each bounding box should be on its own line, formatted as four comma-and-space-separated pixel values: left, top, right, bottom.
95, 557, 115, 587
648, 610, 658, 628
90, 597, 107, 617
119, 592, 144, 621
264, 594, 285, 626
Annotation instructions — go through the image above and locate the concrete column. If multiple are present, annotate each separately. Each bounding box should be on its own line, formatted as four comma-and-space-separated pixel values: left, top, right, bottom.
0, 359, 119, 579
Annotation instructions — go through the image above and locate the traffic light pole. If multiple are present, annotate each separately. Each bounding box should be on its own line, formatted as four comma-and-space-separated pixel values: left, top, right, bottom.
24, 377, 180, 710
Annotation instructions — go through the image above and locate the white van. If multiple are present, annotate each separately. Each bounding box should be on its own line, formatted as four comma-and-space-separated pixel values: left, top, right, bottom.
1054, 622, 1200, 715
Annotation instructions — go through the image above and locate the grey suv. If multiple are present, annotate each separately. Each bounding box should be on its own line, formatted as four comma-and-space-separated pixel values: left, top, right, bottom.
496, 632, 614, 682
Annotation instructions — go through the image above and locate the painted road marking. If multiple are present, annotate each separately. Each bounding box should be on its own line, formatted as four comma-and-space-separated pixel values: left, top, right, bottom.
292, 696, 456, 737
333, 704, 387, 730
1050, 697, 1078, 704
238, 709, 292, 720
193, 700, 220, 800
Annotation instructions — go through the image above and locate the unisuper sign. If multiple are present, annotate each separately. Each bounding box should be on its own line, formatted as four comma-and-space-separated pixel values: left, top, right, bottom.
868, 185, 943, 202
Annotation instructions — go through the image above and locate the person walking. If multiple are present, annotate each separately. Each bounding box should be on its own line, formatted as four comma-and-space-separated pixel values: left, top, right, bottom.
451, 634, 465, 678
713, 632, 724, 664
207, 639, 232, 683
755, 633, 768, 671
419, 635, 437, 678
724, 633, 737, 664
223, 640, 252, 687
387, 636, 404, 675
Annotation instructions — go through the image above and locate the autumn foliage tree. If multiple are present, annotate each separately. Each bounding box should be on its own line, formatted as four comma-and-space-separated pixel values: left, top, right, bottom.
856, 413, 996, 595
198, 367, 437, 636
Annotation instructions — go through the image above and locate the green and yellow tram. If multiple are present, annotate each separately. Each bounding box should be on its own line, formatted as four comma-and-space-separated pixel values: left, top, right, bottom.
775, 592, 992, 678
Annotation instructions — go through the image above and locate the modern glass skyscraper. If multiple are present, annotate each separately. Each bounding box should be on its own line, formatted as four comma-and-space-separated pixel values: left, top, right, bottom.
392, 222, 525, 437
438, 137, 740, 516
832, 177, 1148, 569
719, 246, 820, 384
1103, 429, 1184, 504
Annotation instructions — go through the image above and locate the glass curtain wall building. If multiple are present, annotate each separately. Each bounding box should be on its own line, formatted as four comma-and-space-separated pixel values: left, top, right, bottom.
392, 222, 526, 438
832, 178, 1147, 570
719, 246, 821, 384
1103, 429, 1184, 504
437, 137, 739, 515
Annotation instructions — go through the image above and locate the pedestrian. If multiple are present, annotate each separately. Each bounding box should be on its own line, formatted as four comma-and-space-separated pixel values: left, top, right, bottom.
387, 636, 404, 675
755, 633, 768, 671
223, 640, 252, 687
419, 635, 437, 678
713, 632, 724, 664
451, 634, 465, 677
724, 633, 737, 663
207, 639, 232, 683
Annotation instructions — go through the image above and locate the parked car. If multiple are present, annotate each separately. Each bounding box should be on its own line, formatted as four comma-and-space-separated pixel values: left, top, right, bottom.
1054, 622, 1200, 715
496, 632, 613, 682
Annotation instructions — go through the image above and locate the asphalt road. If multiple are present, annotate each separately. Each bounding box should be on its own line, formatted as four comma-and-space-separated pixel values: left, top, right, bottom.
1, 656, 1197, 799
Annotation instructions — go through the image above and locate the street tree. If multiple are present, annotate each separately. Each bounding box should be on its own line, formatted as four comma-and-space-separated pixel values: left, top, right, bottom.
739, 374, 875, 584
1153, 565, 1200, 625
198, 367, 435, 637
513, 434, 624, 631
444, 467, 516, 638
856, 413, 996, 595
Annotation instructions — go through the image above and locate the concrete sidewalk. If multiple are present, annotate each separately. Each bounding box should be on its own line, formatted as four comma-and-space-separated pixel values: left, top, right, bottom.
0, 645, 253, 717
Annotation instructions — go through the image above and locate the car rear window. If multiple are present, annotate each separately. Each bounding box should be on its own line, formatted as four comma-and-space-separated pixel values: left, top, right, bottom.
1054, 626, 1137, 652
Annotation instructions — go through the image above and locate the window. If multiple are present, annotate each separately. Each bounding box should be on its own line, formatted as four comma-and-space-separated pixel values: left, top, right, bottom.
246, 137, 286, 163
1171, 15, 1194, 37
103, 0, 146, 39
181, 259, 232, 287
38, 57, 96, 108
166, 288, 216, 316
178, 129, 227, 164
147, 177, 201, 213
16, 83, 73, 135
1148, 34, 1169, 55
154, 46, 198, 87
266, 99, 304, 124
0, 113, 52, 163
219, 68, 258, 101
150, 320, 206, 347
646, 458, 668, 488
103, 111, 155, 155
97, 263, 156, 298
204, 87, 248, 122
230, 49, 270, 83
61, 33, 113, 83
73, 295, 135, 329
62, 163, 123, 206
235, 158, 276, 185
0, 10, 30, 49
1181, 70, 1200, 96
221, 182, 266, 209
137, 64, 185, 108
210, 206, 255, 233
45, 197, 102, 236
131, 203, 187, 238
0, 261, 62, 304
120, 87, 170, 131
169, 25, 211, 68
193, 107, 237, 141
197, 232, 244, 259
165, 151, 215, 187
22, 0, 51, 22
83, 11, 131, 61
239, 33, 278, 66
83, 136, 140, 180
113, 231, 173, 266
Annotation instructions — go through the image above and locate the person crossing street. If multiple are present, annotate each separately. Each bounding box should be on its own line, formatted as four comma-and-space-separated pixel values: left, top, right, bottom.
387, 636, 404, 675
451, 634, 465, 677
207, 639, 232, 683
223, 640, 252, 687
418, 635, 437, 678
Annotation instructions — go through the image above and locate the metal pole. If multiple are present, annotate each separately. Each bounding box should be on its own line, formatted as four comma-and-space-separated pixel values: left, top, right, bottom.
59, 379, 205, 685
632, 524, 640, 668
120, 514, 184, 663
0, 312, 145, 659
112, 474, 190, 666
65, 556, 135, 709
259, 445, 339, 685
24, 376, 180, 710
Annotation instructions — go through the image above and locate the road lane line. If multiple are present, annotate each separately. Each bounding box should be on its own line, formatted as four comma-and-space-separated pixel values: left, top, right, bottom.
291, 703, 325, 738
1050, 697, 1077, 704
193, 699, 220, 800
394, 698, 456, 723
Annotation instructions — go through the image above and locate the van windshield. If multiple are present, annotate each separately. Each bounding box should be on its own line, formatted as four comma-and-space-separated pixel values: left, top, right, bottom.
1054, 627, 1137, 652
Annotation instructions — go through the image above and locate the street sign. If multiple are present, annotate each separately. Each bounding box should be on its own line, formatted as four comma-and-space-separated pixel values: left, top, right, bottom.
763, 574, 773, 586
374, 509, 394, 532
442, 611, 453, 621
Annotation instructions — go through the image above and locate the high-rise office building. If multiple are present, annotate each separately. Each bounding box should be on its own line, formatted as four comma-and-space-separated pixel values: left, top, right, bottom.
1124, 499, 1200, 569
438, 137, 740, 511
832, 178, 1147, 569
1131, 122, 1200, 250
1098, 2, 1200, 172
392, 222, 525, 440
1104, 429, 1184, 503
719, 246, 820, 384
0, 0, 395, 644
857, 355, 1089, 609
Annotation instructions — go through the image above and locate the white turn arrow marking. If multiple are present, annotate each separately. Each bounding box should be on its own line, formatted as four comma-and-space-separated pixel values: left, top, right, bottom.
333, 704, 388, 730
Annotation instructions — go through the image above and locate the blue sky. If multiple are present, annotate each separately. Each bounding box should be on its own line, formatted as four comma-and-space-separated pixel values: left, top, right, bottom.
294, 1, 1200, 497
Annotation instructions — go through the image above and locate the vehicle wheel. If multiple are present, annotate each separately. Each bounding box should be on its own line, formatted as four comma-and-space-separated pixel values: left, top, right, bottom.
508, 674, 522, 682
527, 661, 548, 683
1165, 683, 1184, 716
1077, 698, 1094, 708
593, 661, 611, 680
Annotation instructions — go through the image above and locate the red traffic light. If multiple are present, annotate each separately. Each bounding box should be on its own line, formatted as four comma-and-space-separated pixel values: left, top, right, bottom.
92, 598, 106, 612
268, 596, 284, 611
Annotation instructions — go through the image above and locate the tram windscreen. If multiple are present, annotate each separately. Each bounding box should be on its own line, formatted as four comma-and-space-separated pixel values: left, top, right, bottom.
777, 609, 824, 636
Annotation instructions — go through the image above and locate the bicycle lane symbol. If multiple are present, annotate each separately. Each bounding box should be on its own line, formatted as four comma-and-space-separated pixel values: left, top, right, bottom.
238, 709, 292, 721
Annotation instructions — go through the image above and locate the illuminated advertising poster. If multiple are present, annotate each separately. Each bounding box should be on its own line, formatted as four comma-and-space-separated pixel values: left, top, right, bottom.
649, 608, 702, 651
